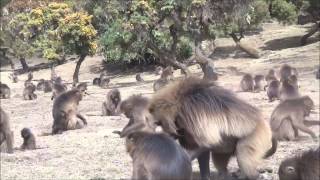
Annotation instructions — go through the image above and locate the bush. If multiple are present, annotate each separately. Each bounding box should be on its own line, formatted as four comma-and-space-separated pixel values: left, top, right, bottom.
271, 0, 297, 24
249, 0, 270, 27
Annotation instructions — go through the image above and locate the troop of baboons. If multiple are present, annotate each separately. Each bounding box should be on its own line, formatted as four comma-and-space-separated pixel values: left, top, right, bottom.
1, 63, 319, 180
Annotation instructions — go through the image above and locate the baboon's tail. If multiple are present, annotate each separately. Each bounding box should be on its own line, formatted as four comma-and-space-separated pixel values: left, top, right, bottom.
264, 137, 277, 158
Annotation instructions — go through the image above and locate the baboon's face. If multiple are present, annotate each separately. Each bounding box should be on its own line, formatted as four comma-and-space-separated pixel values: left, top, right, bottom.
303, 96, 314, 115
278, 161, 298, 180
21, 128, 31, 138
111, 92, 120, 104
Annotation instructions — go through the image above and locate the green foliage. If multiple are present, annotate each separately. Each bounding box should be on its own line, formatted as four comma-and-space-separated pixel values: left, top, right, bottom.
271, 0, 297, 24
248, 0, 270, 27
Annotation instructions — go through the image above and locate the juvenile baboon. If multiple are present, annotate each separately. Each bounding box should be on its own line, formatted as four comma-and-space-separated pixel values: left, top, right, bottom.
270, 96, 318, 141
254, 74, 265, 92
146, 77, 275, 180
75, 82, 87, 93
20, 128, 36, 150
135, 73, 144, 82
316, 67, 320, 79
0, 107, 14, 153
93, 71, 108, 86
51, 77, 67, 100
153, 66, 174, 92
36, 79, 53, 93
279, 148, 319, 180
9, 72, 18, 83
23, 82, 37, 100
153, 78, 169, 92
288, 74, 299, 89
27, 72, 33, 81
102, 89, 121, 116
279, 64, 298, 81
201, 61, 218, 81
279, 79, 300, 101
161, 66, 174, 81
52, 89, 87, 134
240, 73, 254, 92
155, 66, 163, 75
122, 131, 192, 180
0, 82, 10, 99
265, 69, 277, 82
93, 77, 101, 85
100, 76, 110, 88
267, 80, 280, 102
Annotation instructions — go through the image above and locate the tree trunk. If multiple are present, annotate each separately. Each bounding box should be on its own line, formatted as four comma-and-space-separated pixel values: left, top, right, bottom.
301, 22, 319, 46
19, 57, 29, 72
169, 59, 191, 75
73, 54, 86, 85
230, 33, 260, 59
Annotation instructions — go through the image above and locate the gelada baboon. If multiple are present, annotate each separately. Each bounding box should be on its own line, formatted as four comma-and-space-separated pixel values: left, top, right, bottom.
0, 107, 14, 153
93, 71, 108, 86
288, 74, 299, 89
9, 72, 18, 83
253, 74, 265, 92
0, 82, 10, 99
27, 72, 33, 81
201, 61, 218, 81
279, 148, 319, 180
279, 79, 300, 101
279, 64, 298, 81
155, 66, 163, 75
52, 89, 87, 134
265, 69, 277, 82
270, 96, 319, 141
23, 82, 37, 100
146, 77, 275, 180
51, 77, 67, 100
20, 128, 36, 150
102, 89, 121, 116
75, 82, 88, 93
153, 66, 174, 92
36, 79, 53, 93
240, 73, 254, 92
267, 80, 280, 102
316, 67, 320, 79
121, 131, 192, 180
135, 73, 144, 82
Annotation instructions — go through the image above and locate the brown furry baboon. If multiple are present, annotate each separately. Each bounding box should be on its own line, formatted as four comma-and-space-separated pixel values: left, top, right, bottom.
254, 74, 265, 92
75, 82, 87, 93
52, 89, 87, 134
51, 77, 67, 100
240, 73, 254, 92
153, 78, 169, 92
288, 74, 299, 89
122, 131, 192, 180
279, 64, 298, 81
279, 79, 300, 101
155, 66, 163, 75
201, 61, 218, 81
279, 148, 319, 180
20, 128, 36, 150
93, 77, 101, 85
267, 80, 280, 102
9, 72, 18, 83
0, 82, 11, 99
161, 66, 174, 81
100, 76, 110, 88
27, 72, 33, 81
102, 89, 121, 116
23, 82, 37, 100
146, 77, 275, 180
36, 79, 53, 93
0, 107, 14, 153
316, 67, 320, 79
270, 96, 318, 141
265, 69, 276, 82
135, 73, 144, 82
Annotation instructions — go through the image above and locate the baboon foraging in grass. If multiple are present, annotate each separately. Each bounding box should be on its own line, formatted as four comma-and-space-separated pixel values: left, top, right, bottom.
254, 74, 265, 92
279, 64, 298, 81
155, 66, 163, 75
135, 73, 144, 82
240, 73, 254, 92
52, 89, 87, 134
51, 77, 67, 100
102, 89, 121, 116
270, 96, 319, 141
36, 79, 53, 93
20, 128, 36, 150
23, 82, 37, 100
0, 82, 10, 99
122, 131, 192, 180
279, 79, 300, 101
9, 72, 18, 83
267, 80, 280, 102
0, 107, 14, 153
279, 148, 319, 180
146, 77, 276, 180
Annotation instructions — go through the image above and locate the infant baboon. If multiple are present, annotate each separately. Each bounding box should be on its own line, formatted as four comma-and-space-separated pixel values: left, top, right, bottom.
52, 89, 87, 134
279, 79, 300, 101
155, 66, 163, 75
51, 77, 67, 100
240, 73, 254, 92
270, 96, 318, 141
254, 74, 265, 92
146, 77, 276, 180
20, 128, 36, 150
23, 82, 37, 100
122, 131, 192, 180
9, 72, 18, 83
102, 89, 121, 116
36, 79, 53, 93
135, 73, 144, 82
279, 148, 319, 180
0, 82, 10, 99
279, 64, 298, 81
0, 107, 14, 153
267, 80, 280, 102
